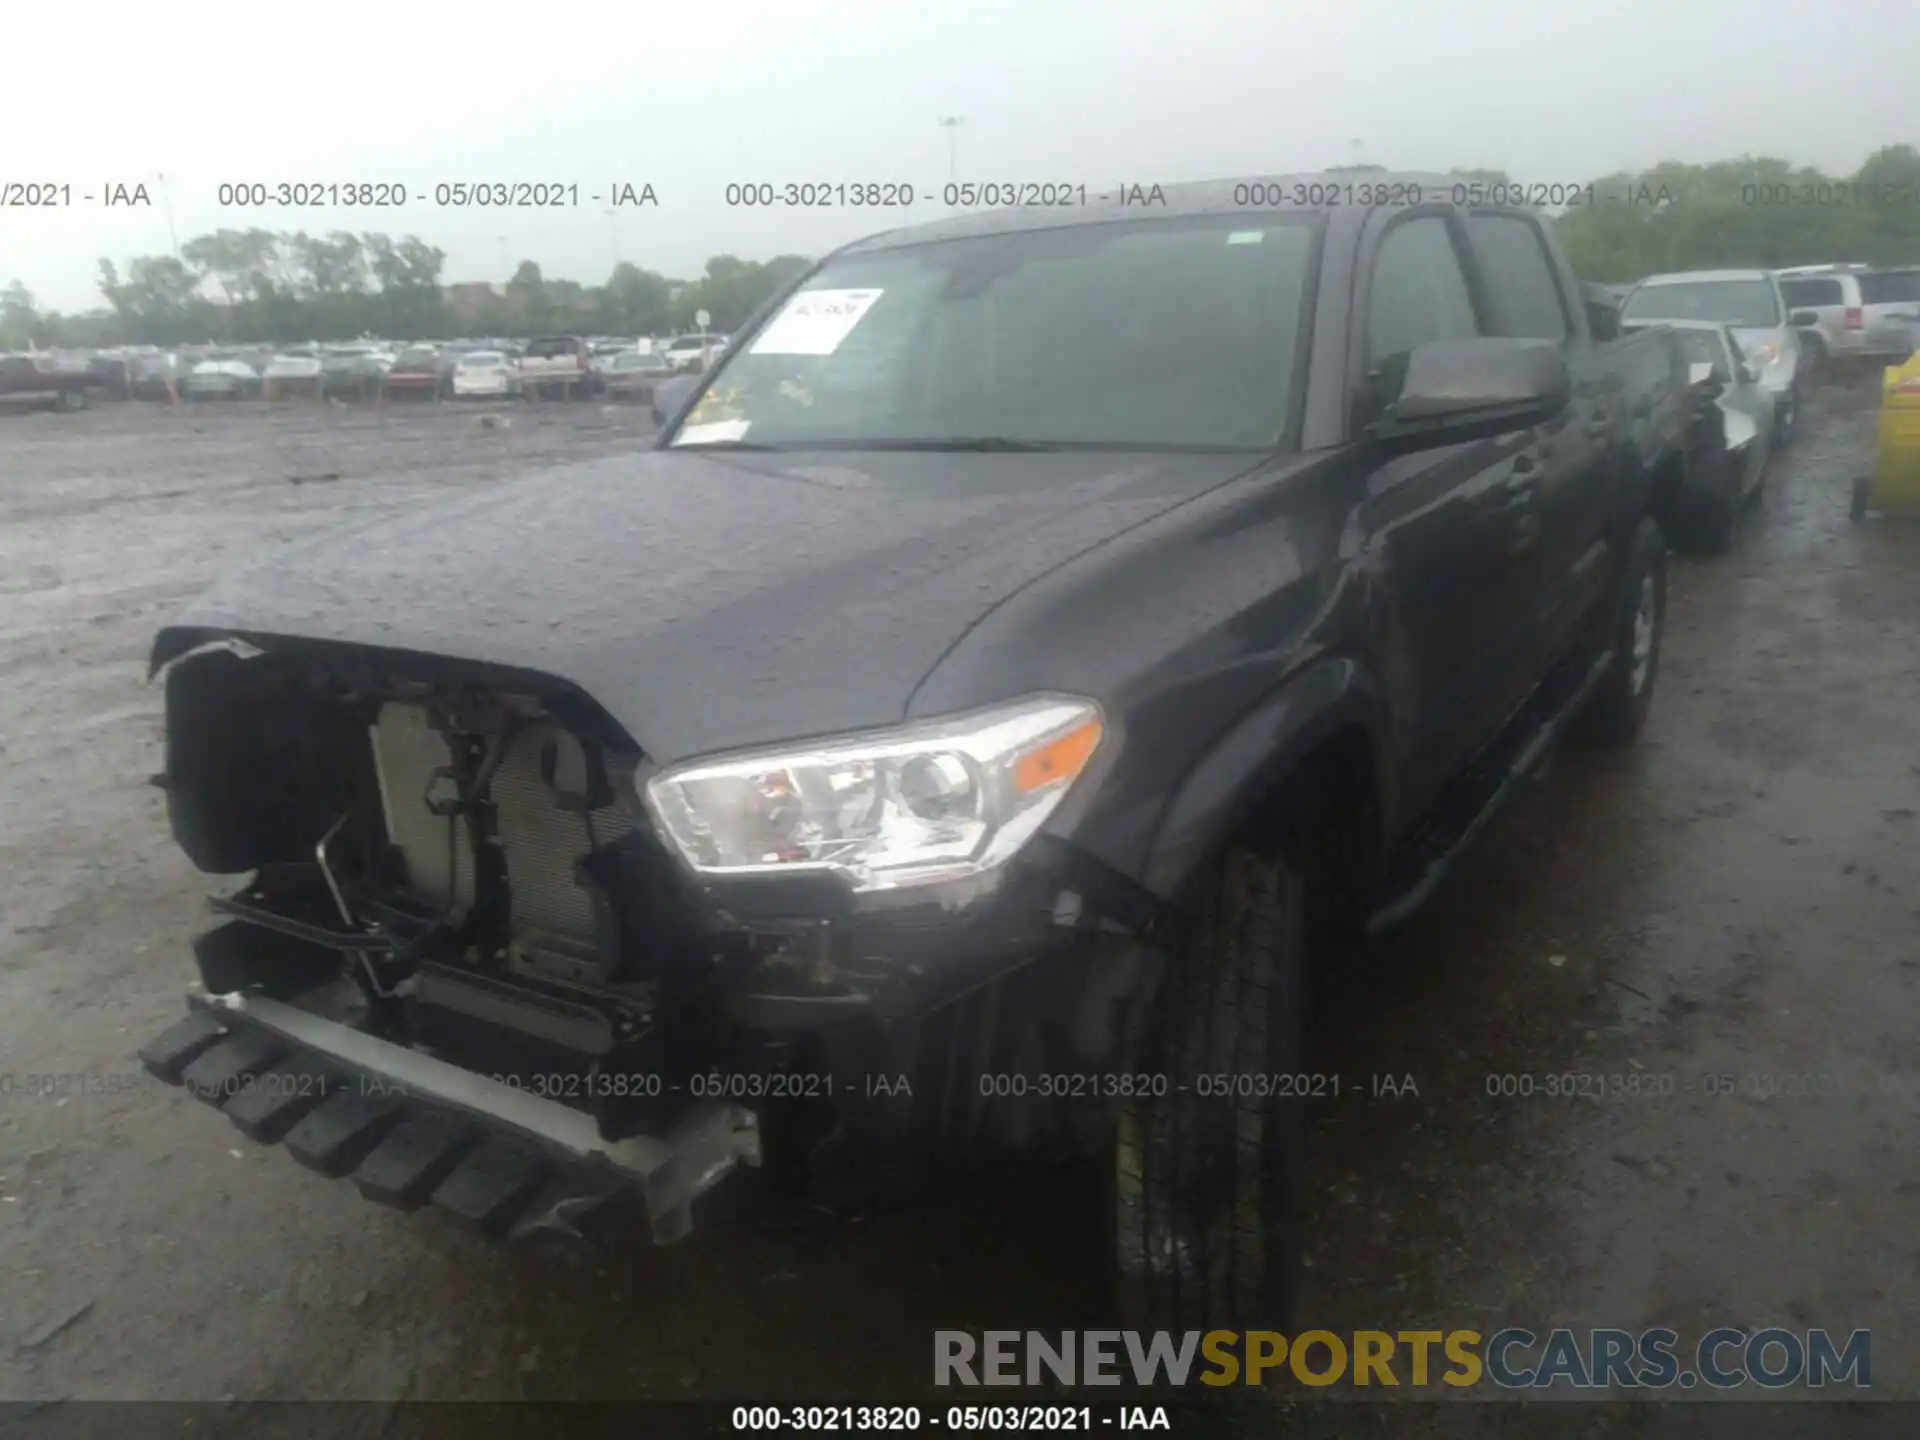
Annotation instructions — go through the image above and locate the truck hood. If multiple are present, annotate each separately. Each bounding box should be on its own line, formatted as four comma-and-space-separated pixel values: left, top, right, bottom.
152, 447, 1261, 764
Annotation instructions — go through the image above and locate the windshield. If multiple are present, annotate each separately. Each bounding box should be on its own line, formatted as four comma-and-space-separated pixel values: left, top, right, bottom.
461, 351, 505, 366
1622, 279, 1782, 328
671, 216, 1317, 450
1859, 271, 1920, 305
396, 348, 438, 366
525, 338, 580, 358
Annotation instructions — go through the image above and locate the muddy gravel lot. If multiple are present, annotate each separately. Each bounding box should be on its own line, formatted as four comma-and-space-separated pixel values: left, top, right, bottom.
1, 388, 1917, 1431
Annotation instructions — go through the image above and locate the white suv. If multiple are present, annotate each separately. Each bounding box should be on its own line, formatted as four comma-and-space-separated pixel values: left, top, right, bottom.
1777, 265, 1920, 369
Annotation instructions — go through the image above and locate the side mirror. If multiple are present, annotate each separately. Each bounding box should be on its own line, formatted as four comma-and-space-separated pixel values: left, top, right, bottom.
1586, 299, 1621, 341
1365, 339, 1571, 452
1788, 309, 1820, 328
1688, 360, 1728, 395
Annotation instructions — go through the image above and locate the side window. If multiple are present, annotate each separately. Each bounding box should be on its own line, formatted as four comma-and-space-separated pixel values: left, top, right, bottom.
1365, 217, 1480, 366
1465, 214, 1570, 341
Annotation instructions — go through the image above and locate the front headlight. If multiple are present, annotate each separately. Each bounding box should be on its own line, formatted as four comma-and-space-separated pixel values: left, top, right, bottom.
642, 695, 1105, 892
1745, 338, 1784, 367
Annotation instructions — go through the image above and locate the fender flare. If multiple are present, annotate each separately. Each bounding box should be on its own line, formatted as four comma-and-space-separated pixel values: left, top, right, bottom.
1139, 653, 1396, 904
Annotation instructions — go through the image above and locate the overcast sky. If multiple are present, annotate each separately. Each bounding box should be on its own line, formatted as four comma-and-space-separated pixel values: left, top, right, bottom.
4, 0, 1913, 311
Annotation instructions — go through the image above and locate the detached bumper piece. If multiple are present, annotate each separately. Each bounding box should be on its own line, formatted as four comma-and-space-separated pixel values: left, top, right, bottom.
137, 981, 761, 1250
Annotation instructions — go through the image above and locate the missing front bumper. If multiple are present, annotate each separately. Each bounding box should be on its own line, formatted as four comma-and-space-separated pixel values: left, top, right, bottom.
138, 978, 761, 1248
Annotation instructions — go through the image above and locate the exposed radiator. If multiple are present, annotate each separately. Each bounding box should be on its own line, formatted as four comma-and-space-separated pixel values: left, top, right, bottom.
368, 704, 638, 948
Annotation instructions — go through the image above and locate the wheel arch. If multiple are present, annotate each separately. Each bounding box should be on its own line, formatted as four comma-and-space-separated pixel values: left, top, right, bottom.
1140, 654, 1395, 911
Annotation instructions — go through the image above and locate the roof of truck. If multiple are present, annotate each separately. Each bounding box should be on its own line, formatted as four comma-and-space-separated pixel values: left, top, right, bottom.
840, 171, 1469, 255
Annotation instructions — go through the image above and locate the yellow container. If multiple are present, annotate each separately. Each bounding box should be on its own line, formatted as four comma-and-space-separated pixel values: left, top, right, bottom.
1859, 353, 1920, 517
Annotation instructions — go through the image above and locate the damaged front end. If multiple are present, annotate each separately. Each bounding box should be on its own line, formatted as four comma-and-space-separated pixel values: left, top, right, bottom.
139, 636, 1168, 1251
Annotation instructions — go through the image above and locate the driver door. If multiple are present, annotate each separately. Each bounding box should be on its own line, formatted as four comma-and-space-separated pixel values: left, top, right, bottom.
1350, 210, 1548, 817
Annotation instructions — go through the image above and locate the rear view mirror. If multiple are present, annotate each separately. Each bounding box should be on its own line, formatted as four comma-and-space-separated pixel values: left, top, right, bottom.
1367, 338, 1571, 452
1788, 309, 1819, 328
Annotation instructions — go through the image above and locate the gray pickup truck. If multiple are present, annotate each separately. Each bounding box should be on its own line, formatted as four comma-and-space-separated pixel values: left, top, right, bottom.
140, 174, 1691, 1331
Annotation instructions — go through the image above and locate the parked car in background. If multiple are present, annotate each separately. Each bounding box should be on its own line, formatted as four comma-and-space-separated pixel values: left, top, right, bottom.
382, 346, 447, 401
130, 352, 187, 401
600, 348, 672, 402
517, 336, 600, 397
0, 353, 103, 411
1620, 269, 1804, 443
1856, 269, 1920, 364
662, 333, 728, 373
183, 354, 263, 400
649, 371, 698, 425
450, 350, 521, 399
1629, 319, 1772, 551
1774, 264, 1919, 373
263, 353, 325, 400
320, 348, 393, 401
86, 353, 135, 401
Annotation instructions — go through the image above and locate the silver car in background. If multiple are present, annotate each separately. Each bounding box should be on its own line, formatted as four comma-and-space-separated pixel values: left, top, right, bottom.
1856, 268, 1920, 363
1628, 319, 1772, 550
1776, 264, 1920, 371
1621, 269, 1804, 443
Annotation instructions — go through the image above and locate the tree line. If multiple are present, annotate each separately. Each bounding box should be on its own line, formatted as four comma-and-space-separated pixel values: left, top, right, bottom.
0, 228, 811, 350
4, 146, 1918, 351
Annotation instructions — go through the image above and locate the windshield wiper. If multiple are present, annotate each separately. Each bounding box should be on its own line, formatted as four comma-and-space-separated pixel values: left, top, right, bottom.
784, 436, 1069, 453
668, 438, 784, 451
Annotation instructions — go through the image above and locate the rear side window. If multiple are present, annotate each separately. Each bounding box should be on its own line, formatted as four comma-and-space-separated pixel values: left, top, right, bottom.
1780, 277, 1844, 307
1365, 217, 1479, 365
1464, 214, 1569, 341
1860, 271, 1920, 304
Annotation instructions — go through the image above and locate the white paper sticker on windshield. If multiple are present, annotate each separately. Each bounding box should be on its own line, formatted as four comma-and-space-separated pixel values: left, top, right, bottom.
675, 419, 752, 445
1227, 230, 1265, 245
749, 288, 884, 356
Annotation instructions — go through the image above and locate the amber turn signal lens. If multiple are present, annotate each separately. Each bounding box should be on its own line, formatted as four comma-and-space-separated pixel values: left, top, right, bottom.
1013, 719, 1102, 794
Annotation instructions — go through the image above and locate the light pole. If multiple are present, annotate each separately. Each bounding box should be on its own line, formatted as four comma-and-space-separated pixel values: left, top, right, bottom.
156, 171, 181, 257
938, 115, 964, 202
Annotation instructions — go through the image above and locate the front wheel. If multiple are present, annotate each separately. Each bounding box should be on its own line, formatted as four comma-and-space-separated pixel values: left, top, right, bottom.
1569, 514, 1667, 747
1112, 847, 1306, 1331
59, 388, 89, 412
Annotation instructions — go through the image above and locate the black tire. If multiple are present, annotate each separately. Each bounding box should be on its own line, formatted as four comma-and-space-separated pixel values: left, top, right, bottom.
1745, 442, 1770, 507
1799, 335, 1826, 387
1113, 847, 1306, 1331
1569, 514, 1667, 747
59, 388, 88, 412
1681, 453, 1737, 554
1774, 385, 1799, 448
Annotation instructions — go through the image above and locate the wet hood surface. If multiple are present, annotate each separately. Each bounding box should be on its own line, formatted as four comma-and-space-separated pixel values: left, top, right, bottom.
154, 446, 1258, 764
